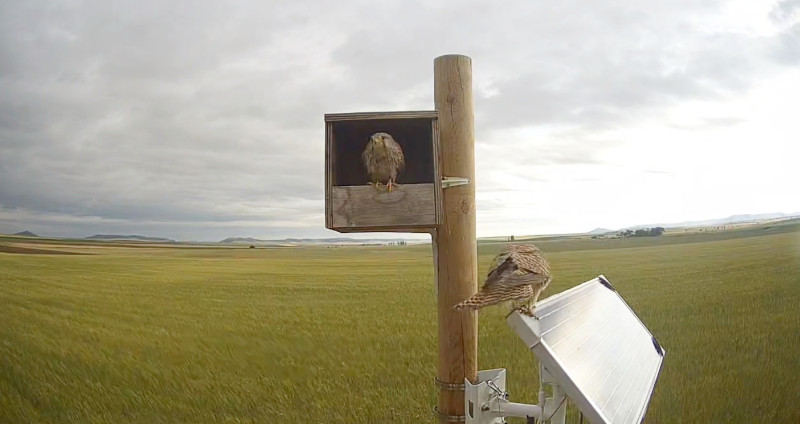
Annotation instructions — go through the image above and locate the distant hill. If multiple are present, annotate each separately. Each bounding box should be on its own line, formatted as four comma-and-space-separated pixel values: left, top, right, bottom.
86, 234, 175, 242
220, 237, 262, 244
483, 212, 800, 241
220, 237, 418, 246
12, 231, 39, 237
622, 212, 800, 231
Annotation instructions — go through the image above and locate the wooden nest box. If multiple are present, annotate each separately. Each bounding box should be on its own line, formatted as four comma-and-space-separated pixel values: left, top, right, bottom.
325, 111, 442, 233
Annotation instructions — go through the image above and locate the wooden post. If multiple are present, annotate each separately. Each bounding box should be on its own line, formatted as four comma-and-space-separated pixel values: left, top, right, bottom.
433, 54, 478, 420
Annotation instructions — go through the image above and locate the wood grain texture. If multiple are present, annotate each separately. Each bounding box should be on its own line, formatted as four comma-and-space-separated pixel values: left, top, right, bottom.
330, 184, 436, 229
324, 110, 437, 122
433, 54, 478, 419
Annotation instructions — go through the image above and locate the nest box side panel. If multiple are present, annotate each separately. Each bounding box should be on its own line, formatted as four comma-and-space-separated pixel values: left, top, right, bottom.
325, 122, 334, 229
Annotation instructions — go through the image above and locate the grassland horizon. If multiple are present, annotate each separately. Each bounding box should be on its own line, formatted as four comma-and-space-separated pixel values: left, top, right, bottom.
1, 222, 798, 423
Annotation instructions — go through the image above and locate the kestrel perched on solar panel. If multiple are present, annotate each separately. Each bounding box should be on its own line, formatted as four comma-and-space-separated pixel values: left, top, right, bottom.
453, 244, 552, 316
362, 132, 404, 192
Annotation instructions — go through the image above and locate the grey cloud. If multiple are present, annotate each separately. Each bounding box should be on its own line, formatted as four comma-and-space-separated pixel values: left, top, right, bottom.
770, 0, 800, 23
1, 0, 797, 239
330, 0, 765, 132
666, 116, 746, 130
477, 16, 761, 132
0, 2, 334, 230
331, 0, 781, 178
772, 23, 800, 64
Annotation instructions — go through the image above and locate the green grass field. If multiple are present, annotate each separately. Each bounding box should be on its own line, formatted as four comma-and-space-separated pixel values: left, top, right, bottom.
1, 223, 799, 423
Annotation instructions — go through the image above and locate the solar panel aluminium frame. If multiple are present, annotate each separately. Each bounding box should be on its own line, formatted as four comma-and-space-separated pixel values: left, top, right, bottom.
507, 275, 665, 424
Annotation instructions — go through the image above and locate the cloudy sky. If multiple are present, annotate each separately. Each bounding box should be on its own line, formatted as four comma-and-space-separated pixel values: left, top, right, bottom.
1, 0, 798, 241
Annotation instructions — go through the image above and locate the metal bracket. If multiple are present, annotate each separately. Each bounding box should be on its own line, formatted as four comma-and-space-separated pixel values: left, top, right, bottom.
442, 176, 470, 189
465, 368, 567, 424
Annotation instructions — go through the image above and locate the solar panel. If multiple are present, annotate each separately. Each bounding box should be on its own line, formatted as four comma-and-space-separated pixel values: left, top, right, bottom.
507, 275, 665, 424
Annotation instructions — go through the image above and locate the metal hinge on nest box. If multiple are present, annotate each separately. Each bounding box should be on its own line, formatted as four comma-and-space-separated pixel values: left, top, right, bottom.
442, 176, 470, 189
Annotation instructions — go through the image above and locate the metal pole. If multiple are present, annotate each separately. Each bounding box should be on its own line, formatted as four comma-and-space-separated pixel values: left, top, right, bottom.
433, 54, 478, 420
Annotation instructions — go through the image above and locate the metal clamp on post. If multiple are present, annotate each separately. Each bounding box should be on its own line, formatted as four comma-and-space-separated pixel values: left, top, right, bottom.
434, 377, 467, 422
442, 176, 470, 189
435, 376, 466, 392
433, 406, 466, 423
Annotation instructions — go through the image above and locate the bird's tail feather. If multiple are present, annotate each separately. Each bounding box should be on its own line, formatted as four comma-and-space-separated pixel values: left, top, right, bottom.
452, 284, 535, 311
452, 295, 488, 310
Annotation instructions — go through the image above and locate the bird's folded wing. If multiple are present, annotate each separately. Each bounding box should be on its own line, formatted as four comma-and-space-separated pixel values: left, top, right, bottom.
510, 250, 551, 275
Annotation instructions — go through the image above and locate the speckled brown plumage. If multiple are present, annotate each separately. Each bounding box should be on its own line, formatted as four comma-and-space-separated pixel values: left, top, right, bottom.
453, 244, 552, 315
362, 132, 404, 192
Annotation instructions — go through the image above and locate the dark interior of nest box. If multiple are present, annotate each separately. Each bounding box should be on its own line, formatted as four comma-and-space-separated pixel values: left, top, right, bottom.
332, 118, 435, 186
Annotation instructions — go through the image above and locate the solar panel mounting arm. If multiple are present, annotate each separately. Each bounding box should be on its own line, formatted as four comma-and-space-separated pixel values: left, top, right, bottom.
464, 369, 567, 424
